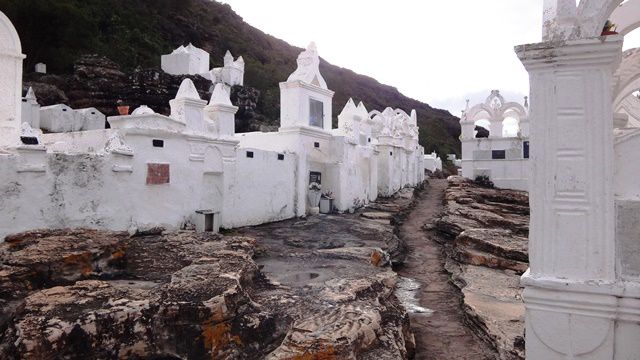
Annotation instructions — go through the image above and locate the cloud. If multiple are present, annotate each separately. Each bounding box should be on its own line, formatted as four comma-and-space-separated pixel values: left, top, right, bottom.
219, 1, 640, 114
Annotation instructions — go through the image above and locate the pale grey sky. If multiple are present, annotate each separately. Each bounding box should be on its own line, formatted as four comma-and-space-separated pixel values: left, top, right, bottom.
220, 0, 640, 116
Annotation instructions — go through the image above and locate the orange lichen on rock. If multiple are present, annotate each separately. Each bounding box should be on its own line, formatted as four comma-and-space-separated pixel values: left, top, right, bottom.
62, 252, 93, 276
287, 346, 337, 360
370, 250, 382, 267
201, 318, 242, 357
110, 249, 125, 260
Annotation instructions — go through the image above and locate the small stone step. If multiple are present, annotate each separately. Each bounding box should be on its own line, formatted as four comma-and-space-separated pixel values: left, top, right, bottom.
361, 212, 393, 220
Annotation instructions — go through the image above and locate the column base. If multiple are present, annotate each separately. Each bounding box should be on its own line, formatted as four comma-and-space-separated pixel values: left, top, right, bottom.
522, 270, 640, 359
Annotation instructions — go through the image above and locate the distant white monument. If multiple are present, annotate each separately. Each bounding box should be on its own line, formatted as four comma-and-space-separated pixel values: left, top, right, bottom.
35, 62, 46, 74
161, 43, 210, 76
209, 51, 244, 86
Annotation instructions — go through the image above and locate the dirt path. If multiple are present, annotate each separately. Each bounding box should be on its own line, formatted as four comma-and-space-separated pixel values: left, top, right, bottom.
398, 179, 497, 359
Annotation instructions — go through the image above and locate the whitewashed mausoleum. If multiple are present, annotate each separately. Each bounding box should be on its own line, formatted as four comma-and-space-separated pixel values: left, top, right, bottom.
0, 13, 424, 240
423, 151, 442, 173
516, 1, 640, 358
459, 90, 530, 191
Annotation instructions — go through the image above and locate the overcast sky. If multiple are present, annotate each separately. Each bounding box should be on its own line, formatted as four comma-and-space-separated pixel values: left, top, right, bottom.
219, 0, 640, 116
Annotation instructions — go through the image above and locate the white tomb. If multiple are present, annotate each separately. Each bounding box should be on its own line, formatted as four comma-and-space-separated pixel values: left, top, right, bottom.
423, 152, 442, 173
209, 51, 245, 86
76, 108, 106, 130
39, 104, 81, 133
459, 90, 529, 190
161, 43, 210, 76
39, 104, 106, 133
35, 62, 46, 74
279, 42, 333, 133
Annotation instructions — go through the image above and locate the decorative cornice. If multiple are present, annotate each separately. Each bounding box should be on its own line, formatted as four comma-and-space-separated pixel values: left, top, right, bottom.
205, 103, 238, 114
522, 270, 640, 298
279, 80, 335, 97
515, 36, 623, 70
278, 125, 333, 140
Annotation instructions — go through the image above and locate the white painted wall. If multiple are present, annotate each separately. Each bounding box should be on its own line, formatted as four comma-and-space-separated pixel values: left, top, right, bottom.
224, 147, 296, 228
0, 124, 232, 239
460, 137, 529, 191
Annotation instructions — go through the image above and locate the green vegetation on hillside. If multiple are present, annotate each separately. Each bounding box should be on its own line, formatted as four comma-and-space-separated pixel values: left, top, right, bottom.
1, 0, 460, 157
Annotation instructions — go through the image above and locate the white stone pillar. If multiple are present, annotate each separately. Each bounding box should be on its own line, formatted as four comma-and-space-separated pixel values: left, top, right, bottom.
205, 83, 238, 138
0, 11, 26, 148
516, 36, 623, 359
170, 79, 207, 133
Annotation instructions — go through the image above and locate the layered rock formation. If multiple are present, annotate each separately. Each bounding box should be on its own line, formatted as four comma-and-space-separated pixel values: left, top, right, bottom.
0, 190, 418, 359
23, 55, 277, 132
434, 176, 528, 360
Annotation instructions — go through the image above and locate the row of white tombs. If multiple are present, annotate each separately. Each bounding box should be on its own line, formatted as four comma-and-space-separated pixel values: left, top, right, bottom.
0, 11, 427, 239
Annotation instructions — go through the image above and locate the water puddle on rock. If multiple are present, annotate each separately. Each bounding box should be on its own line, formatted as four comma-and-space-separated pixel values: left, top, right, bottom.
395, 276, 434, 315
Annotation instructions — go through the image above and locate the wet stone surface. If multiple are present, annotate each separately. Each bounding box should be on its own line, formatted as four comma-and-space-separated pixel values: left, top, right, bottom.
435, 176, 528, 360
0, 188, 419, 359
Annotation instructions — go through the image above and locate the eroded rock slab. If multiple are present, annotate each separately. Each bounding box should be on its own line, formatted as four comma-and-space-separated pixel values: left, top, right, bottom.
0, 231, 282, 359
0, 189, 419, 359
435, 176, 528, 360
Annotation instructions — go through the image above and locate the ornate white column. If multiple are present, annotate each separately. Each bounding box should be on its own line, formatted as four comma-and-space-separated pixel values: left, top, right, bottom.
516, 36, 623, 359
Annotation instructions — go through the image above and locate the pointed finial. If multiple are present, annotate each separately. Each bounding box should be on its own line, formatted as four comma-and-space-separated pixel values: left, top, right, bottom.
356, 101, 368, 118
26, 87, 37, 101
209, 83, 232, 106
224, 50, 233, 66
339, 98, 357, 117
175, 78, 201, 100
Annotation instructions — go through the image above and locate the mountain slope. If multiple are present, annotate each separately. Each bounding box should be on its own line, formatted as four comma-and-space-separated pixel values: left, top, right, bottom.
1, 0, 461, 157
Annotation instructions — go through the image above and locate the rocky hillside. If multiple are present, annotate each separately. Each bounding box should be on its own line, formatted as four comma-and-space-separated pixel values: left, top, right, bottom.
1, 0, 461, 157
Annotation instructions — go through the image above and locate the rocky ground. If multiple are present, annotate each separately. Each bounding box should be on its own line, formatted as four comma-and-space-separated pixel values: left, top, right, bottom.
433, 176, 528, 360
0, 189, 419, 359
397, 179, 496, 360
0, 178, 531, 359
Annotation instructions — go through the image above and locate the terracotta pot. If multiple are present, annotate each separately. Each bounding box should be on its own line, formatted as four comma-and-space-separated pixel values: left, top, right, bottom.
117, 105, 130, 116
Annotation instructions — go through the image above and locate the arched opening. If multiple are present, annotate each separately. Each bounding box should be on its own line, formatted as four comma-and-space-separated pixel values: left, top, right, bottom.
623, 27, 640, 51
474, 119, 491, 138
502, 117, 520, 137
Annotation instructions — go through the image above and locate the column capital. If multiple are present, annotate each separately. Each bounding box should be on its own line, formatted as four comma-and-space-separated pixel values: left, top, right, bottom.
515, 36, 623, 71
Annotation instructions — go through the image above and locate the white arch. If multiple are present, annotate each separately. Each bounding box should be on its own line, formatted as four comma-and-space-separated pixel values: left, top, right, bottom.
543, 0, 624, 41
610, 0, 640, 36
0, 11, 22, 56
462, 90, 528, 139
613, 47, 640, 107
0, 11, 25, 147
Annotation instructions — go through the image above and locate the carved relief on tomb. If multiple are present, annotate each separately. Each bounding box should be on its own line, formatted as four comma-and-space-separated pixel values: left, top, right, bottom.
104, 133, 133, 155
528, 307, 613, 357
287, 42, 327, 89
